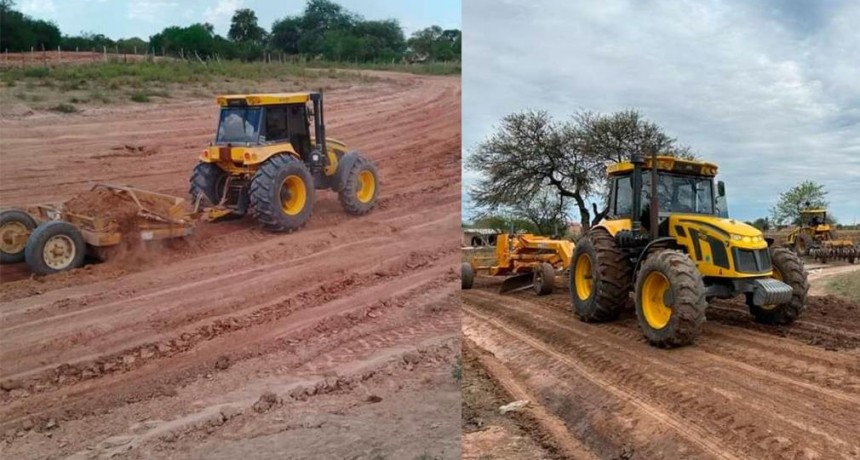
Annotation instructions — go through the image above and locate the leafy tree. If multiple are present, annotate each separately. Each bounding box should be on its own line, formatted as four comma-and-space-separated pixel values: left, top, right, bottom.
270, 16, 302, 54
769, 181, 828, 226
471, 215, 540, 234
467, 109, 692, 230
0, 1, 61, 51
513, 189, 570, 236
407, 26, 460, 61
228, 8, 265, 43
750, 217, 770, 231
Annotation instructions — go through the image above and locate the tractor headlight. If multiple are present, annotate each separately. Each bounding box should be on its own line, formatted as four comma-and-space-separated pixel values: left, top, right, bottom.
731, 234, 742, 241
731, 234, 762, 243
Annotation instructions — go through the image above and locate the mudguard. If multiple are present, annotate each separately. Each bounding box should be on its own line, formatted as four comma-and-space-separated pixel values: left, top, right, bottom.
332, 150, 362, 192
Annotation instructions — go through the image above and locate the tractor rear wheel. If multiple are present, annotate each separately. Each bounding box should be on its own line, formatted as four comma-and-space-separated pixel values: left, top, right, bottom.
189, 163, 227, 208
634, 250, 706, 347
748, 247, 808, 324
24, 221, 86, 275
796, 233, 812, 256
461, 263, 475, 290
250, 155, 314, 232
339, 155, 379, 216
1, 209, 37, 264
569, 228, 632, 322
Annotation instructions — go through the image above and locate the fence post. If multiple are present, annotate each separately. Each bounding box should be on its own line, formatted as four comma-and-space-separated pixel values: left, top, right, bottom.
103, 45, 107, 61
58, 45, 61, 63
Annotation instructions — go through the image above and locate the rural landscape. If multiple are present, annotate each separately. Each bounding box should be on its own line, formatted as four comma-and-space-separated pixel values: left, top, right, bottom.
0, 1, 461, 458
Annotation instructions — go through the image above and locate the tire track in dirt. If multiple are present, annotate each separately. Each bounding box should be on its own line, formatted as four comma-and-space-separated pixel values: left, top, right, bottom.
0, 72, 461, 456
463, 288, 860, 459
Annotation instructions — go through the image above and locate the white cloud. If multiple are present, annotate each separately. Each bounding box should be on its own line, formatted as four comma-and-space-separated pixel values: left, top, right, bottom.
128, 0, 179, 23
19, 0, 56, 15
463, 0, 860, 223
202, 0, 243, 28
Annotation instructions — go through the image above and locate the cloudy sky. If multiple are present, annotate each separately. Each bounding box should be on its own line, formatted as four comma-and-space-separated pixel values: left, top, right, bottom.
463, 0, 860, 224
15, 0, 460, 39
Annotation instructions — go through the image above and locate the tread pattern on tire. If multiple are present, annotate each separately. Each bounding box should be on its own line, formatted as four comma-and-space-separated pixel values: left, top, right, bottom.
24, 220, 86, 275
249, 155, 314, 232
749, 247, 808, 324
338, 155, 379, 216
570, 228, 633, 322
634, 250, 707, 347
189, 163, 225, 207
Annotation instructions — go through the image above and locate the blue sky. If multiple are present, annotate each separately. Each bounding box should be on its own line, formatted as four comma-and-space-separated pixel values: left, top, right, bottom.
16, 0, 460, 40
463, 0, 860, 225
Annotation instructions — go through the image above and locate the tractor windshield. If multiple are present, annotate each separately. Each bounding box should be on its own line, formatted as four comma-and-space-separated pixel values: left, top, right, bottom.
216, 107, 262, 144
615, 172, 715, 216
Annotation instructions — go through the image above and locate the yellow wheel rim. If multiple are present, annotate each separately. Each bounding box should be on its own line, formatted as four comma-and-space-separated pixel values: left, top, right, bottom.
642, 271, 672, 330
0, 221, 28, 255
280, 175, 307, 216
43, 234, 76, 270
356, 170, 375, 203
574, 254, 593, 300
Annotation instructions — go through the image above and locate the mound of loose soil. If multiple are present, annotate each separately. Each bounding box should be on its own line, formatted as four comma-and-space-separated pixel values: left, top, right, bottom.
63, 188, 177, 232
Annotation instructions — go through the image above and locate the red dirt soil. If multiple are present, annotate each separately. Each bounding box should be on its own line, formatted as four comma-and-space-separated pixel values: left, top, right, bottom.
0, 72, 461, 459
462, 274, 860, 459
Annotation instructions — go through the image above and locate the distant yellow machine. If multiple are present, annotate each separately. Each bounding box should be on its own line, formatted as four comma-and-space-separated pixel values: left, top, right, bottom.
785, 209, 856, 264
461, 233, 574, 295
191, 91, 379, 232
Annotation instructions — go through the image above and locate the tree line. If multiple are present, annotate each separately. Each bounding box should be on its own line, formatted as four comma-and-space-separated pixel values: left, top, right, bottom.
0, 0, 460, 63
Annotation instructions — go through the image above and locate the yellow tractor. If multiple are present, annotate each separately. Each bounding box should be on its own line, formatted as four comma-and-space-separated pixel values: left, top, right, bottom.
570, 152, 808, 347
461, 233, 574, 295
191, 91, 379, 232
785, 209, 856, 264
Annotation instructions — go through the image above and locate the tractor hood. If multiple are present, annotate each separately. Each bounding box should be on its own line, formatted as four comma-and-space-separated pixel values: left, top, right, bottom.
669, 214, 767, 248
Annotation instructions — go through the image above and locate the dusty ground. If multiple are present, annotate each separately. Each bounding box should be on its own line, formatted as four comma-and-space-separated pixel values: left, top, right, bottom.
462, 262, 860, 460
0, 71, 461, 459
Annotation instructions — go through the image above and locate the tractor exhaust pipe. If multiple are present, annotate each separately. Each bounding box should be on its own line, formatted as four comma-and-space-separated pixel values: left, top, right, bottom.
650, 148, 659, 240
631, 152, 644, 234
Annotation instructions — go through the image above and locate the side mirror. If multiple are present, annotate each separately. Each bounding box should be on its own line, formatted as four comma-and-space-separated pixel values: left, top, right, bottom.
717, 180, 726, 197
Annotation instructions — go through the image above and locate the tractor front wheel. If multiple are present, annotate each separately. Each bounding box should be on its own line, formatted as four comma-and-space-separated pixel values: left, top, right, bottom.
461, 263, 475, 290
250, 155, 315, 232
748, 247, 808, 324
634, 250, 707, 347
569, 229, 632, 322
189, 163, 227, 208
338, 155, 379, 216
534, 262, 555, 296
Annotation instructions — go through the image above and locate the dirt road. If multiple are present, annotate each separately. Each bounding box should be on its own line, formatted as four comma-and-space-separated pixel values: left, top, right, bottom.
0, 72, 461, 459
462, 273, 860, 459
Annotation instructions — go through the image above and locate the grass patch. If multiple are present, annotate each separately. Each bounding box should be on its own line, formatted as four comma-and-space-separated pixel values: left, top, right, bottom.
824, 270, 860, 302
130, 91, 151, 103
50, 103, 79, 113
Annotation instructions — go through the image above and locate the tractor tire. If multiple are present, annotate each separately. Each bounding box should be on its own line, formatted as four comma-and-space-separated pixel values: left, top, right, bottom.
634, 250, 707, 347
1, 209, 37, 264
338, 155, 379, 216
533, 262, 555, 296
189, 162, 227, 208
24, 221, 86, 275
748, 247, 808, 324
569, 228, 633, 322
461, 262, 475, 290
249, 155, 315, 233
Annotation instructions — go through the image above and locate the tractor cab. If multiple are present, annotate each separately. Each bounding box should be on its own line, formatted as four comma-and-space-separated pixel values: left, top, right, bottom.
799, 209, 829, 231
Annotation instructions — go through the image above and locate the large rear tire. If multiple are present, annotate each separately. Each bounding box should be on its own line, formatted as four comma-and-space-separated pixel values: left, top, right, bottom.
1, 209, 37, 264
569, 229, 632, 322
338, 155, 379, 216
634, 250, 706, 347
249, 155, 314, 232
748, 247, 808, 324
189, 163, 227, 208
533, 262, 555, 296
24, 221, 86, 275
